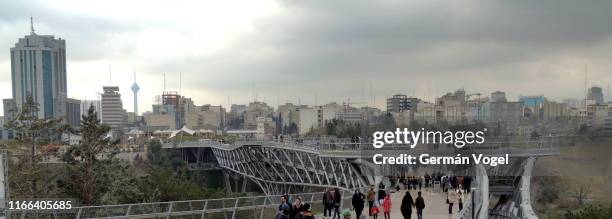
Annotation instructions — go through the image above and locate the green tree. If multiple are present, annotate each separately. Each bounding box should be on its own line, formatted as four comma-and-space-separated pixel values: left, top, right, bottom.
536, 176, 560, 204
100, 162, 144, 204
60, 105, 119, 204
6, 93, 62, 198
147, 140, 184, 170
326, 120, 337, 136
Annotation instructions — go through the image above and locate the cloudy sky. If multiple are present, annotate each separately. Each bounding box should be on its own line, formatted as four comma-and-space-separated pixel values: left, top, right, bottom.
1, 0, 612, 114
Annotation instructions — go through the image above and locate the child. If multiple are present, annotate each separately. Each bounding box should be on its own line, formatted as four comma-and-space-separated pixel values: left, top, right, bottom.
382, 194, 392, 219
371, 202, 380, 219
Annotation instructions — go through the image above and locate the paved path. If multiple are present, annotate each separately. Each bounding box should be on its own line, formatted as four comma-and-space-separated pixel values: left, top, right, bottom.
338, 187, 465, 219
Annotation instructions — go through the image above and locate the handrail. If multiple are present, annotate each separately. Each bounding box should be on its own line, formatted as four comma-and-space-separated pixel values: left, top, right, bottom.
456, 163, 488, 219
518, 157, 538, 219
8, 191, 359, 219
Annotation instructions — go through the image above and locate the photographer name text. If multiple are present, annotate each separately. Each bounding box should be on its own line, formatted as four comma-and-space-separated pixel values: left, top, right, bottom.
372, 153, 509, 166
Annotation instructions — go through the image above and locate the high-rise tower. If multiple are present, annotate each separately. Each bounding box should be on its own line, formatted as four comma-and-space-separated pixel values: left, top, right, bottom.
131, 70, 140, 116
101, 86, 125, 129
9, 17, 67, 119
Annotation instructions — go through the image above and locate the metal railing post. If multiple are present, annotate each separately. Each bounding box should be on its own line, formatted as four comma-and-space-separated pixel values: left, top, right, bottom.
222, 198, 228, 219
166, 202, 173, 219
125, 205, 131, 217
231, 198, 239, 219
259, 197, 267, 219
201, 200, 208, 219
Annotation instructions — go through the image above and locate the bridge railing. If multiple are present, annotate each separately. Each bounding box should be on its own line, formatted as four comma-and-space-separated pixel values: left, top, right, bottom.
165, 135, 558, 152
517, 157, 538, 219
457, 163, 489, 219
7, 191, 358, 219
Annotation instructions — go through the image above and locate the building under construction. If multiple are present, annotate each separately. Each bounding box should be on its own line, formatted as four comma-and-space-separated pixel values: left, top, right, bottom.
152, 91, 187, 129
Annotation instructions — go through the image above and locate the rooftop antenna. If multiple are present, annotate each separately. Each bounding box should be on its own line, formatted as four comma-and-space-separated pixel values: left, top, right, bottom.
163, 73, 166, 93
252, 85, 257, 102
369, 81, 374, 107
108, 64, 112, 85
584, 64, 588, 105
361, 80, 365, 105
608, 82, 611, 102
179, 72, 182, 94
30, 16, 35, 34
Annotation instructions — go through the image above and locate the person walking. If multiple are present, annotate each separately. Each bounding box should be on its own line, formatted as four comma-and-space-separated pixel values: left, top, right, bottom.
378, 182, 386, 199
464, 176, 471, 194
382, 194, 392, 219
351, 190, 365, 219
333, 188, 342, 219
366, 185, 375, 216
378, 184, 386, 205
400, 191, 414, 219
415, 191, 425, 219
447, 188, 459, 214
323, 188, 335, 218
441, 175, 448, 192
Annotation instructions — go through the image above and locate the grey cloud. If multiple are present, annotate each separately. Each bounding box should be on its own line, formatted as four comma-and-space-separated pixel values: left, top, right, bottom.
131, 1, 612, 102
2, 0, 612, 110
0, 0, 145, 61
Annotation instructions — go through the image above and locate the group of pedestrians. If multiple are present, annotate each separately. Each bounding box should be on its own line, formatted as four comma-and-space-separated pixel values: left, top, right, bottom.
363, 184, 426, 219
361, 185, 392, 219
322, 188, 344, 218
399, 191, 426, 219
275, 194, 315, 219
276, 172, 469, 219
440, 174, 471, 195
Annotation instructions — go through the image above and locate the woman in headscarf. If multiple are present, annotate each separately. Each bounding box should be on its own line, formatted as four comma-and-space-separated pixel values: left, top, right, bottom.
400, 191, 415, 219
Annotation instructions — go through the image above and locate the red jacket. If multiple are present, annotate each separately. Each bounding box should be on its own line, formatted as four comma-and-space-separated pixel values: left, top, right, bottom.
383, 197, 392, 212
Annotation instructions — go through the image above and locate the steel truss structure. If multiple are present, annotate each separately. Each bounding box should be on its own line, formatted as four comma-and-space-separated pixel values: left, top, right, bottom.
211, 145, 371, 195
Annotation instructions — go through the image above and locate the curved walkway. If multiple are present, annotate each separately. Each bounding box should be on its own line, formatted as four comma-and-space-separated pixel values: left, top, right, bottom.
343, 187, 465, 219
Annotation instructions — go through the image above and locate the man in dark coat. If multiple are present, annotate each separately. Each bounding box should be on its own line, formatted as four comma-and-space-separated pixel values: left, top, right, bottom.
400, 191, 414, 219
322, 188, 335, 217
352, 190, 366, 218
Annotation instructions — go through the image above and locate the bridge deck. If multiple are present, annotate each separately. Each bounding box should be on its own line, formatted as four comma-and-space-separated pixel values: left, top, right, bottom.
335, 187, 464, 219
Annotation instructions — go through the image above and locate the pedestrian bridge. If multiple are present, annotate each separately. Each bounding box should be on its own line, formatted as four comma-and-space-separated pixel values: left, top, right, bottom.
6, 138, 555, 218
161, 137, 558, 194
160, 137, 554, 218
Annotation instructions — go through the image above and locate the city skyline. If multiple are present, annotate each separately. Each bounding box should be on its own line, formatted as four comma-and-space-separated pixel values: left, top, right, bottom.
2, 1, 612, 115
